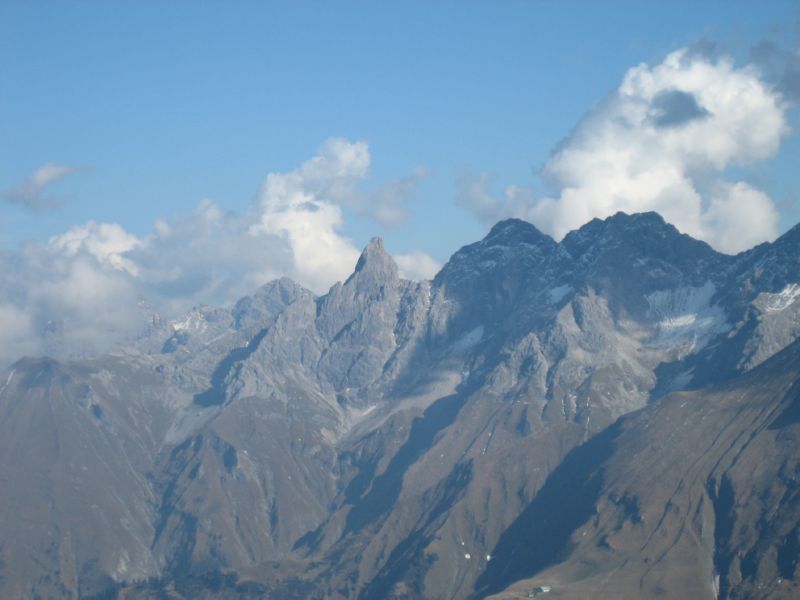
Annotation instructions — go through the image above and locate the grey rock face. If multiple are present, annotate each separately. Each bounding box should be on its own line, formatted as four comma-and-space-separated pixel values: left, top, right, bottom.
0, 212, 798, 599
479, 336, 800, 600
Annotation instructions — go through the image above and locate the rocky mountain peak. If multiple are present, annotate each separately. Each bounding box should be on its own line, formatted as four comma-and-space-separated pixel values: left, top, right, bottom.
562, 211, 678, 254
350, 236, 398, 282
485, 218, 554, 247
609, 209, 667, 227
231, 276, 311, 331
562, 210, 722, 279
435, 219, 558, 287
315, 236, 402, 349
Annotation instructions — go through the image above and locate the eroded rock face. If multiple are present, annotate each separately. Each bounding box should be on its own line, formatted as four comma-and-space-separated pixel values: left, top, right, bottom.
1, 212, 799, 599
479, 337, 800, 600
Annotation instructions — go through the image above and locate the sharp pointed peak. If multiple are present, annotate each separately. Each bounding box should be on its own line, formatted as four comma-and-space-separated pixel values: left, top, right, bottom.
357, 235, 388, 260
362, 236, 386, 253
351, 236, 398, 279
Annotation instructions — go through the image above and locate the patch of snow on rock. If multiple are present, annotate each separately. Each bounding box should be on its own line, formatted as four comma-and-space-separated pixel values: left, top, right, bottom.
172, 310, 209, 333
450, 325, 485, 355
761, 283, 800, 313
646, 283, 728, 352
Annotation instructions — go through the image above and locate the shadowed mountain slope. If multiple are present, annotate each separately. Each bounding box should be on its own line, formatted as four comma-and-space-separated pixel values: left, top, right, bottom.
480, 336, 800, 600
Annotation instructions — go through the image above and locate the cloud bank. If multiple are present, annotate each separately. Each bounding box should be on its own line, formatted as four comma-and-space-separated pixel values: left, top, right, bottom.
0, 140, 440, 366
459, 47, 791, 254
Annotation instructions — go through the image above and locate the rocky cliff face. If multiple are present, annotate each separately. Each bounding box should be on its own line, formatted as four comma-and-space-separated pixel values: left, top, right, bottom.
480, 336, 800, 600
0, 212, 798, 599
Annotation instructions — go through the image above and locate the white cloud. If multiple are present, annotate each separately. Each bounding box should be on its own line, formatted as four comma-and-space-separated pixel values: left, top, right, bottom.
249, 139, 367, 292
459, 47, 790, 253
0, 242, 143, 365
49, 221, 143, 275
249, 138, 425, 291
132, 198, 291, 313
701, 182, 780, 254
3, 163, 79, 210
395, 251, 442, 281
0, 140, 432, 366
0, 303, 37, 359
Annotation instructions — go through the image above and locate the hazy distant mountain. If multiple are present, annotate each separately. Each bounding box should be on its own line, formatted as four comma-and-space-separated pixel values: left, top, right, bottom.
1, 212, 798, 599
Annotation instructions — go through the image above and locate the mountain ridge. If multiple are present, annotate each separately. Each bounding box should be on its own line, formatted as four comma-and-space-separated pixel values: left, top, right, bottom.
1, 211, 799, 599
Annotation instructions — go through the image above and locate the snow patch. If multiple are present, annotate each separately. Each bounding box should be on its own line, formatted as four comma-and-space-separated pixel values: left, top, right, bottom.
646, 283, 728, 352
0, 369, 14, 397
761, 283, 800, 313
172, 310, 209, 333
449, 325, 485, 354
115, 550, 131, 578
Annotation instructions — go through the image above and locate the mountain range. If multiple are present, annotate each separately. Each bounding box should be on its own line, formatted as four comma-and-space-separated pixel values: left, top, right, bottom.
1, 211, 798, 599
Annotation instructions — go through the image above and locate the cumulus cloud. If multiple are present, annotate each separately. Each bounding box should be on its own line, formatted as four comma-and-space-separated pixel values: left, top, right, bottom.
395, 250, 443, 281
0, 303, 37, 359
459, 47, 790, 253
0, 242, 143, 365
249, 138, 366, 291
264, 139, 426, 228
0, 140, 437, 366
457, 172, 539, 228
347, 166, 428, 227
132, 199, 292, 314
49, 221, 143, 275
3, 163, 79, 211
249, 138, 429, 291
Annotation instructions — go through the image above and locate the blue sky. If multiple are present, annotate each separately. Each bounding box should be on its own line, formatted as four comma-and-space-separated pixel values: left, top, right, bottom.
3, 1, 798, 258
1, 1, 799, 362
